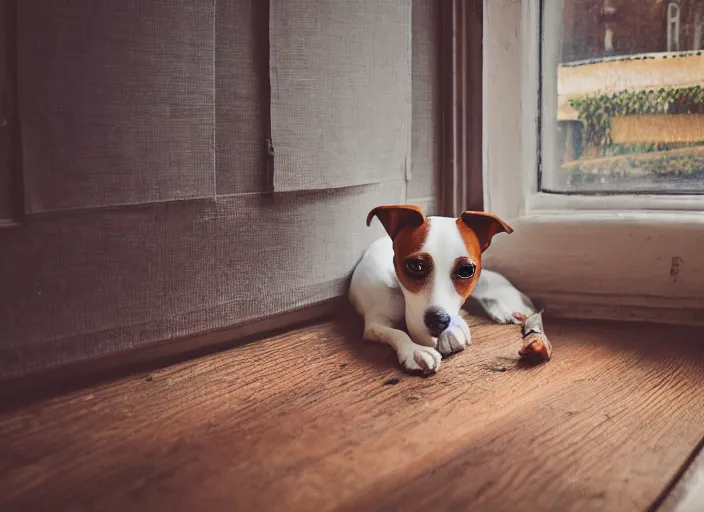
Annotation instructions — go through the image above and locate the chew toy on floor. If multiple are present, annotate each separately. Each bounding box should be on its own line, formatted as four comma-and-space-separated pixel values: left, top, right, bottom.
514, 310, 552, 362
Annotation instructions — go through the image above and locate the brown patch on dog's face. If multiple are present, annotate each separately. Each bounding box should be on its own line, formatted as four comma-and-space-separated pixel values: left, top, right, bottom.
451, 256, 478, 300
453, 212, 512, 301
392, 218, 432, 294
454, 219, 484, 300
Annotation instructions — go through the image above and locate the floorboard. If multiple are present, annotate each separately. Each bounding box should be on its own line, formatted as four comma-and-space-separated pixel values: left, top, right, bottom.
1, 314, 704, 512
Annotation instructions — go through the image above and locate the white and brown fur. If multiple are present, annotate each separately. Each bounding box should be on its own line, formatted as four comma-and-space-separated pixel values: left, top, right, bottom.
349, 205, 535, 374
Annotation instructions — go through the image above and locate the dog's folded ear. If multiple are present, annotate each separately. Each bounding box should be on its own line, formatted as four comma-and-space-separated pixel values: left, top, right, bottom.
367, 205, 425, 240
460, 211, 513, 252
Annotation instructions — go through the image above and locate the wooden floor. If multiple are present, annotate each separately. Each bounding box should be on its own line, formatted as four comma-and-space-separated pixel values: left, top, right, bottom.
2, 313, 704, 512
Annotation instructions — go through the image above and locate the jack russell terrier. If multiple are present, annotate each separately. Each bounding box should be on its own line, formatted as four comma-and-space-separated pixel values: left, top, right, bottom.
349, 204, 549, 374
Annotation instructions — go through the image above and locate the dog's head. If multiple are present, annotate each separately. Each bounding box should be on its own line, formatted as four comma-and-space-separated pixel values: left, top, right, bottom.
367, 205, 512, 339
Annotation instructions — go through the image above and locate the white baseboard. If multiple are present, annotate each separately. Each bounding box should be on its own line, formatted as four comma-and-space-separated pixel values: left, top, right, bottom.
532, 292, 704, 327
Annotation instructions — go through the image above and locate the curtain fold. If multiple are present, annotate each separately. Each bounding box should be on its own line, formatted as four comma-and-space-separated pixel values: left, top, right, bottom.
269, 0, 412, 192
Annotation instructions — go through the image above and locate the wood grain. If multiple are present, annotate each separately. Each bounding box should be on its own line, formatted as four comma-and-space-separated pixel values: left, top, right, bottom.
1, 314, 704, 512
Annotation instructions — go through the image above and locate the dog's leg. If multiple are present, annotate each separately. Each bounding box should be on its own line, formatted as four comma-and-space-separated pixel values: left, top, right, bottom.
405, 311, 470, 357
436, 313, 472, 357
364, 320, 442, 374
470, 269, 536, 324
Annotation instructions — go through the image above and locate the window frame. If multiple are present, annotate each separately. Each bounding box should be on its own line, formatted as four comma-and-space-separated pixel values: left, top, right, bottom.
482, 0, 704, 326
667, 2, 681, 52
439, 0, 484, 217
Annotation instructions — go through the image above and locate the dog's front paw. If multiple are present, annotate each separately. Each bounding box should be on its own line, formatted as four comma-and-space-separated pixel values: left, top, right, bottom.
398, 345, 442, 374
436, 314, 472, 357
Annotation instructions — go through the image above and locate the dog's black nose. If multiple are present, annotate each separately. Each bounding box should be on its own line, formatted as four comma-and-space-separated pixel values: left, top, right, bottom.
424, 307, 451, 337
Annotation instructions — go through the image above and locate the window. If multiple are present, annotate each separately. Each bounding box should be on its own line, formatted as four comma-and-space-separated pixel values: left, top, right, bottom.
483, 0, 704, 324
541, 0, 704, 195
603, 2, 616, 56
667, 2, 681, 52
604, 27, 614, 55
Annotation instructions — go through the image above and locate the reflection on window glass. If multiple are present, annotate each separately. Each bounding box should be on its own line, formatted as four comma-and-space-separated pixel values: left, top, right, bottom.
542, 0, 704, 194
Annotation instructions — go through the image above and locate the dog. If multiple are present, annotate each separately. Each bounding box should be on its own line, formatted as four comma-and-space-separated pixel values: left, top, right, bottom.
349, 204, 536, 374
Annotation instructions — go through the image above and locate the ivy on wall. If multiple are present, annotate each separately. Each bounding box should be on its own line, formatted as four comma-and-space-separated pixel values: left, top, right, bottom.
569, 85, 704, 147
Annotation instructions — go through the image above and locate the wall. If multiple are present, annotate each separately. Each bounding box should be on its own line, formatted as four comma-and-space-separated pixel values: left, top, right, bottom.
0, 0, 441, 379
560, 0, 604, 63
557, 52, 704, 120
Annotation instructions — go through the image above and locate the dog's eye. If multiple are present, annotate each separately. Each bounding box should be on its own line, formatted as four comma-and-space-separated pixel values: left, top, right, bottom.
454, 262, 476, 279
404, 258, 429, 278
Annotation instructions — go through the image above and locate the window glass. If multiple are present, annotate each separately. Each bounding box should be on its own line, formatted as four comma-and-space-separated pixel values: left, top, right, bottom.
541, 0, 704, 194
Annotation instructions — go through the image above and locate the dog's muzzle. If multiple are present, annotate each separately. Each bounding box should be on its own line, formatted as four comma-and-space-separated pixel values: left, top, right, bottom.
424, 307, 451, 337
